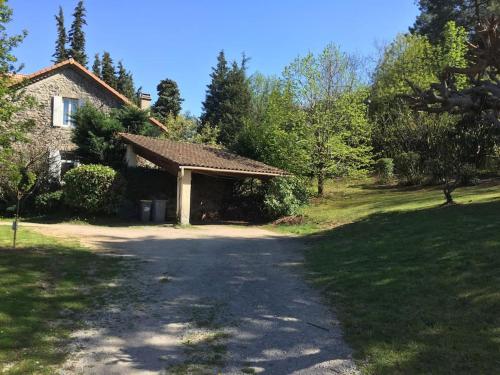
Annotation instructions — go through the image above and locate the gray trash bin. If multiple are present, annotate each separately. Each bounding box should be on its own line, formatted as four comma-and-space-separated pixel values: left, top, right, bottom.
140, 200, 152, 222
152, 199, 167, 223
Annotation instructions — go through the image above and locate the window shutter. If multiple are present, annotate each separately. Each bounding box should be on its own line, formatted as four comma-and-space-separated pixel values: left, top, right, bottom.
52, 96, 63, 127
48, 150, 62, 181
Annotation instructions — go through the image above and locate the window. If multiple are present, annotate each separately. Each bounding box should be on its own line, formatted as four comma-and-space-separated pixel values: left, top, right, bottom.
62, 98, 79, 127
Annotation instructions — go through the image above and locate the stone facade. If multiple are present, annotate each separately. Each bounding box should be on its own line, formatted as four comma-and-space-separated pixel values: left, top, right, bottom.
16, 65, 124, 152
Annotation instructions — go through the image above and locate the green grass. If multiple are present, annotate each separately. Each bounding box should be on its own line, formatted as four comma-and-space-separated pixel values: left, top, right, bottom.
0, 226, 120, 374
278, 179, 500, 374
272, 178, 500, 234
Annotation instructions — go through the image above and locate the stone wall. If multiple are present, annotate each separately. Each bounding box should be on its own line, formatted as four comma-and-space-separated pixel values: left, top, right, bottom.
15, 65, 124, 151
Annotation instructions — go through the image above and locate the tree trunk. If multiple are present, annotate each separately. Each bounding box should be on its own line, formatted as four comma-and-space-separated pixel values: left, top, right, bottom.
317, 172, 324, 197
443, 181, 456, 205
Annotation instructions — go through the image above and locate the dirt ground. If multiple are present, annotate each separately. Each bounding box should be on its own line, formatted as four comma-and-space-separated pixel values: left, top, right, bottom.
27, 223, 357, 375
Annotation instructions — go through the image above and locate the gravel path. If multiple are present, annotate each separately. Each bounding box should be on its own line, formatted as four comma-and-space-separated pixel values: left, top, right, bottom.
30, 223, 357, 375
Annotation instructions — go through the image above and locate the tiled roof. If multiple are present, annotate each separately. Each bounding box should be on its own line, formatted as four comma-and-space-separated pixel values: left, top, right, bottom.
12, 59, 168, 132
120, 133, 288, 176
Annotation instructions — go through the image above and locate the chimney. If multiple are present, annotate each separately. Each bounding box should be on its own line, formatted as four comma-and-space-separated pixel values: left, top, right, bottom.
138, 93, 151, 110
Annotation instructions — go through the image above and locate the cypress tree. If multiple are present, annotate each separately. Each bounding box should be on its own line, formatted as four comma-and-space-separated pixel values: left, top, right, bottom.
68, 0, 87, 66
92, 53, 101, 77
201, 50, 229, 129
52, 6, 67, 63
116, 61, 136, 100
152, 78, 183, 120
101, 52, 116, 88
200, 51, 251, 147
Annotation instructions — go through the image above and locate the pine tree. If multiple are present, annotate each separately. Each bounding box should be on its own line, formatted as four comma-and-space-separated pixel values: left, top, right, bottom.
200, 51, 251, 147
152, 78, 183, 121
52, 6, 67, 63
116, 61, 136, 100
101, 52, 116, 88
201, 50, 229, 130
68, 0, 87, 66
92, 53, 101, 77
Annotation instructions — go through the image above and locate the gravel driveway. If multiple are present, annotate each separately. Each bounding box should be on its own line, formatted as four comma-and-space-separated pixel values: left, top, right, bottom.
33, 223, 357, 375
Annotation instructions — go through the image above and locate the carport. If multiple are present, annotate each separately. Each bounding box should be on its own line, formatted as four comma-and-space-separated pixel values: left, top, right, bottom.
119, 133, 287, 224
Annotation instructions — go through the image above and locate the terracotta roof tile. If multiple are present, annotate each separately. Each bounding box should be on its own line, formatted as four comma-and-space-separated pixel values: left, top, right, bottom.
120, 133, 288, 176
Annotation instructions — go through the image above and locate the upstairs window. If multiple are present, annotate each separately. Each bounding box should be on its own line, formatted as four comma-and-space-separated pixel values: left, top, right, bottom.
53, 96, 81, 127
63, 98, 79, 126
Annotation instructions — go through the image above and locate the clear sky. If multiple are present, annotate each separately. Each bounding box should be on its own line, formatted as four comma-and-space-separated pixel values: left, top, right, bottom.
8, 0, 419, 116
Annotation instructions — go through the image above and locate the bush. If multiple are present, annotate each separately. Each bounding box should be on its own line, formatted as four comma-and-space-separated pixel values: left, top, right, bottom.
375, 158, 394, 183
459, 163, 479, 186
34, 190, 63, 214
63, 164, 124, 214
394, 152, 423, 185
263, 176, 310, 219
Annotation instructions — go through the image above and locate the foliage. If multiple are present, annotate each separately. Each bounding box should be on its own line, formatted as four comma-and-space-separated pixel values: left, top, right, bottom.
92, 52, 101, 77
101, 51, 116, 88
263, 176, 310, 219
67, 0, 87, 66
374, 158, 394, 183
201, 51, 251, 148
63, 164, 124, 214
394, 151, 423, 185
411, 0, 494, 42
34, 190, 63, 214
116, 61, 136, 100
152, 78, 183, 120
112, 105, 157, 136
52, 6, 67, 63
283, 43, 372, 195
71, 103, 124, 168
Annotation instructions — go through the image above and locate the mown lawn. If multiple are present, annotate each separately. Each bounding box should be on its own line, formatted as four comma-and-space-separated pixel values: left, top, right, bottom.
276, 179, 500, 374
0, 226, 120, 374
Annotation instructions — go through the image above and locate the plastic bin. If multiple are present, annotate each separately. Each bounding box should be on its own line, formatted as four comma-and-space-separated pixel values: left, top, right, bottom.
152, 199, 167, 223
140, 200, 152, 222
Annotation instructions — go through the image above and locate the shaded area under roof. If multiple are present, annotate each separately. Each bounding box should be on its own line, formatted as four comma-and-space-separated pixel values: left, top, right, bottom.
120, 133, 288, 177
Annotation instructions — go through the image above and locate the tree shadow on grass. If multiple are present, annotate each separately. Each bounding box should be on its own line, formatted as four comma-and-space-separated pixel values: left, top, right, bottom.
0, 243, 122, 373
305, 200, 500, 374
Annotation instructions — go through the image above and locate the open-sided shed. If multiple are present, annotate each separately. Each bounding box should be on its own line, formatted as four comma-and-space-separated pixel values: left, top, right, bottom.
120, 133, 287, 224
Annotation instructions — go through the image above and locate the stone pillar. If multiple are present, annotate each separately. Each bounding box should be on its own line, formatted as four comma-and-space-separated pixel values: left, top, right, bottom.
125, 145, 138, 167
176, 168, 192, 225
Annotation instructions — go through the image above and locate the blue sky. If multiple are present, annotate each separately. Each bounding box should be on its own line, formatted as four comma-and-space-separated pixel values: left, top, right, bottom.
9, 0, 419, 115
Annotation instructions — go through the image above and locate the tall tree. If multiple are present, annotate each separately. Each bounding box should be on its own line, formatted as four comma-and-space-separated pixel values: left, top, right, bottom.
283, 43, 372, 195
116, 61, 136, 100
68, 0, 87, 66
92, 53, 101, 77
411, 0, 493, 41
201, 50, 229, 130
201, 51, 251, 147
100, 52, 116, 89
52, 6, 67, 63
152, 78, 183, 120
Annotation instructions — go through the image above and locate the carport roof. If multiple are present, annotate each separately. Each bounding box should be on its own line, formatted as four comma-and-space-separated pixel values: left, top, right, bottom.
120, 133, 289, 177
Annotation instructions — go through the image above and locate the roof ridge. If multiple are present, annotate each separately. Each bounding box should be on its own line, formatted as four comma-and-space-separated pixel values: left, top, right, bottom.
17, 59, 168, 133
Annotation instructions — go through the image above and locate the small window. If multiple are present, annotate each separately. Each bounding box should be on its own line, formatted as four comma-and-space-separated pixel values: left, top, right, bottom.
62, 98, 79, 127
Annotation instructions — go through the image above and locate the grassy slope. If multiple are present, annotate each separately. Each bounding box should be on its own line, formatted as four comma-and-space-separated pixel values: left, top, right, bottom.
0, 226, 120, 375
276, 179, 500, 374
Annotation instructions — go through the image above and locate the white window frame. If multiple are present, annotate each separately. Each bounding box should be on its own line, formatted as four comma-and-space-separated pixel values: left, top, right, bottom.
62, 97, 80, 127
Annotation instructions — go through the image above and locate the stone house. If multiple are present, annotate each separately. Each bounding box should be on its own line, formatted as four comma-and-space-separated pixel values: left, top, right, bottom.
12, 58, 166, 180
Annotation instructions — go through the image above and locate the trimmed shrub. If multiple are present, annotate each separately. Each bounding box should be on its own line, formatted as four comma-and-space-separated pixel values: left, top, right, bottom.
63, 164, 124, 214
375, 158, 394, 184
34, 190, 63, 214
263, 176, 310, 219
394, 152, 423, 185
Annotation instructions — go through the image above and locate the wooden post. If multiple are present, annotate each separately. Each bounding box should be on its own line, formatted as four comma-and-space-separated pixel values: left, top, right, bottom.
176, 168, 192, 225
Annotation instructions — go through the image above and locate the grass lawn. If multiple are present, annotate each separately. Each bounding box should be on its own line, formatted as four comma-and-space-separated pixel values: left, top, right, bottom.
277, 179, 500, 374
0, 226, 120, 374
